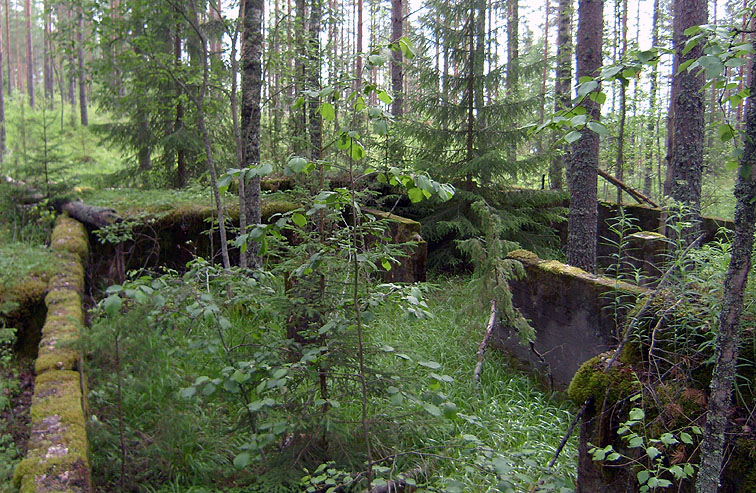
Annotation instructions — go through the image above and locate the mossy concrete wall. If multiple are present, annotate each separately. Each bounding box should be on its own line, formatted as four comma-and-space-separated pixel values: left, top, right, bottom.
497, 250, 647, 389
14, 215, 92, 492
553, 201, 733, 272
363, 208, 427, 283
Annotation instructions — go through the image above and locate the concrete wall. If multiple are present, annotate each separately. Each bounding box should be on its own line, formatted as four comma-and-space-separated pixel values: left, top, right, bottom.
14, 215, 92, 492
495, 250, 647, 389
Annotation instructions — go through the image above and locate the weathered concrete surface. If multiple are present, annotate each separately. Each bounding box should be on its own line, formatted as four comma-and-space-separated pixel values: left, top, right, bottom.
364, 208, 427, 283
495, 250, 647, 389
14, 214, 91, 492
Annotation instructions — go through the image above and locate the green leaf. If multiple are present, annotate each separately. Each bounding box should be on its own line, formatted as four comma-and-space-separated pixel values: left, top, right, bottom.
217, 174, 232, 193
373, 119, 388, 136
564, 130, 582, 143
288, 156, 308, 173
577, 80, 599, 97
350, 142, 365, 161
628, 408, 645, 421
680, 432, 693, 444
589, 91, 607, 104
399, 37, 416, 59
698, 55, 725, 78
646, 446, 661, 460
292, 213, 307, 227
368, 54, 387, 66
292, 95, 305, 110
377, 90, 392, 104
587, 121, 608, 136
234, 452, 251, 469
408, 187, 424, 203
381, 258, 391, 271
677, 59, 695, 74
423, 402, 441, 416
180, 386, 196, 399
418, 360, 441, 369
637, 470, 650, 485
570, 114, 588, 126
104, 295, 122, 318
718, 123, 735, 142
319, 102, 336, 121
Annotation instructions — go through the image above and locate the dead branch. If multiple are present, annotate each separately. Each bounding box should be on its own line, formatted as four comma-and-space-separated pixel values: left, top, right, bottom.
597, 168, 659, 208
473, 300, 497, 385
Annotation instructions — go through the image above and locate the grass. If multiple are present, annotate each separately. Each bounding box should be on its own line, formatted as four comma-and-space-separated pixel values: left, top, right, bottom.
85, 272, 577, 492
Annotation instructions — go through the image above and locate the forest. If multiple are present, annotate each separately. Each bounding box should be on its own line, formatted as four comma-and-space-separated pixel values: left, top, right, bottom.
1, 0, 756, 490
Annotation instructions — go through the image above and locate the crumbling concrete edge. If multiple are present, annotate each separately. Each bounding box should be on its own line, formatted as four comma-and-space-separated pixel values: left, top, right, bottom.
14, 215, 92, 492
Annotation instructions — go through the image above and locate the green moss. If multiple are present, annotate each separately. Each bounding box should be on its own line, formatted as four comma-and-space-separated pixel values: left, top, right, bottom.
50, 216, 89, 261
261, 200, 298, 221
568, 352, 638, 404
507, 249, 540, 263
14, 370, 90, 492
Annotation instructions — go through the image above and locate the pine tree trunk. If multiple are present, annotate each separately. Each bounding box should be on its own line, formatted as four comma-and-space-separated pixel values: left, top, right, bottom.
615, 0, 627, 204
174, 29, 186, 188
644, 0, 660, 198
77, 5, 88, 126
665, 0, 706, 243
390, 0, 402, 116
549, 0, 572, 190
293, 0, 306, 154
695, 49, 756, 493
24, 0, 33, 107
242, 0, 263, 269
308, 0, 322, 161
43, 1, 52, 104
0, 4, 5, 161
4, 0, 10, 96
567, 0, 602, 273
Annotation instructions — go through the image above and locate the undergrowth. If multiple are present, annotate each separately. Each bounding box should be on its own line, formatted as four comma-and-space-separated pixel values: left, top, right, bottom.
85, 274, 577, 492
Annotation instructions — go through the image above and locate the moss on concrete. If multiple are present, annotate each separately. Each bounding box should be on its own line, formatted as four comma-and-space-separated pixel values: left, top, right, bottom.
568, 352, 638, 404
50, 216, 89, 261
14, 371, 90, 492
14, 215, 92, 492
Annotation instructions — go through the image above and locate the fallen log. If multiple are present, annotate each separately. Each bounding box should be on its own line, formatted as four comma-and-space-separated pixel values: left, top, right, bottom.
3, 174, 120, 228
55, 199, 120, 228
597, 168, 659, 208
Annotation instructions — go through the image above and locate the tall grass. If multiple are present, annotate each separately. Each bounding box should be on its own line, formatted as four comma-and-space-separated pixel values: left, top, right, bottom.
85, 274, 577, 492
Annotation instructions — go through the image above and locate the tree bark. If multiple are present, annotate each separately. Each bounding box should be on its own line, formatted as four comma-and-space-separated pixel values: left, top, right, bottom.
24, 0, 33, 107
0, 5, 4, 161
77, 4, 88, 126
696, 49, 756, 493
390, 0, 403, 116
644, 0, 660, 198
4, 0, 10, 96
242, 0, 263, 269
665, 0, 706, 243
567, 0, 602, 273
175, 29, 186, 188
307, 0, 322, 161
43, 0, 52, 104
293, 0, 306, 154
549, 0, 572, 190
615, 0, 627, 205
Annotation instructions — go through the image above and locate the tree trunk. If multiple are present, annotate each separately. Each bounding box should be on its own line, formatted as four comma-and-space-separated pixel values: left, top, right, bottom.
4, 0, 10, 96
43, 1, 52, 104
644, 0, 660, 198
665, 0, 706, 243
175, 30, 186, 188
615, 0, 627, 205
308, 0, 322, 161
24, 0, 33, 107
242, 0, 263, 269
390, 0, 402, 116
549, 0, 572, 190
567, 0, 602, 273
0, 4, 4, 161
695, 49, 756, 493
77, 5, 88, 126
